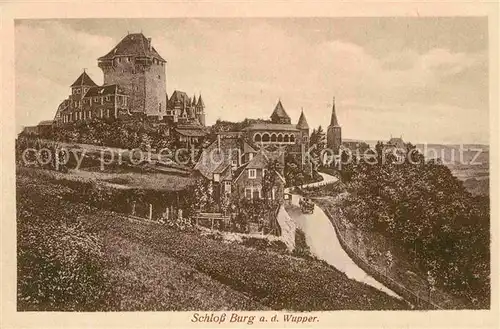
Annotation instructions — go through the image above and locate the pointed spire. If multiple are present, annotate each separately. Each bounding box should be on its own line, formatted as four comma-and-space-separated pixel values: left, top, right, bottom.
330, 97, 340, 127
192, 94, 197, 106
271, 99, 291, 123
71, 70, 97, 87
297, 108, 309, 130
197, 94, 205, 108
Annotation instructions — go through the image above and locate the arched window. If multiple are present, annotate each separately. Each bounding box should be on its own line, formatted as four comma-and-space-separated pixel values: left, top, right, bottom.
271, 133, 277, 142
284, 134, 290, 143
254, 133, 262, 142
290, 134, 296, 143
262, 133, 270, 142
277, 134, 283, 143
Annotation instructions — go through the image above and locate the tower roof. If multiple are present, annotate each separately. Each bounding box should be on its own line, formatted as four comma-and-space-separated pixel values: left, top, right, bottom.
329, 97, 340, 127
296, 109, 309, 129
170, 90, 190, 104
98, 33, 166, 62
197, 95, 205, 108
271, 100, 290, 121
70, 71, 97, 87
192, 94, 197, 106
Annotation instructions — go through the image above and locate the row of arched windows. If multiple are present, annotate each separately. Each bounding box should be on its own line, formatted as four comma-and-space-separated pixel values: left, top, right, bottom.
254, 132, 296, 143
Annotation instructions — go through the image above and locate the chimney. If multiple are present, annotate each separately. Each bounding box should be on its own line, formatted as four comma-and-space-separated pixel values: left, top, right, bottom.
147, 38, 152, 51
217, 134, 221, 150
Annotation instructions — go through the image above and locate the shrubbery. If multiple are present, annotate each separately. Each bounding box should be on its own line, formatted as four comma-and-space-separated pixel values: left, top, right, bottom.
17, 180, 117, 311
339, 143, 490, 308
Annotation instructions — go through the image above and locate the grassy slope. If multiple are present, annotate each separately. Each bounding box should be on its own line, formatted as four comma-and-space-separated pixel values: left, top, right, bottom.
17, 168, 407, 311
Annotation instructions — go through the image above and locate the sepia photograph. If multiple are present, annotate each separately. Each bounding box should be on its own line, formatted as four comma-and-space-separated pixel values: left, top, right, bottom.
2, 5, 497, 327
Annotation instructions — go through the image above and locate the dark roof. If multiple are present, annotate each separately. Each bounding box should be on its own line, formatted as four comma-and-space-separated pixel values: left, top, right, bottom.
83, 84, 121, 97
330, 97, 340, 127
38, 120, 53, 126
175, 128, 207, 137
246, 151, 283, 169
192, 94, 197, 106
70, 71, 98, 87
387, 137, 405, 148
243, 123, 299, 132
296, 110, 309, 129
194, 137, 253, 180
98, 33, 166, 62
169, 90, 190, 104
271, 100, 290, 120
197, 95, 205, 108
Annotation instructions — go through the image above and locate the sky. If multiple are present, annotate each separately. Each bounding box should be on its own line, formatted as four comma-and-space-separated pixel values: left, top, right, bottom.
15, 18, 489, 144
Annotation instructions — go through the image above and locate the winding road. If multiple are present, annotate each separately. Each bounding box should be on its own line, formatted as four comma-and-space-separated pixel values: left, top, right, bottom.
285, 173, 402, 299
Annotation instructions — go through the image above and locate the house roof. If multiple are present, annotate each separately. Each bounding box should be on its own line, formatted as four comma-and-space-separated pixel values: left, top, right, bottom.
271, 100, 290, 121
175, 128, 207, 137
98, 33, 166, 62
296, 110, 309, 130
243, 123, 299, 132
245, 151, 283, 169
83, 84, 122, 97
70, 71, 98, 88
194, 136, 253, 180
388, 137, 405, 148
38, 120, 53, 126
169, 90, 191, 105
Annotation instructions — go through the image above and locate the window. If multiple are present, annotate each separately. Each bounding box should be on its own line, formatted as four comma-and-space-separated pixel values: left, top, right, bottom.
106, 109, 110, 118
213, 173, 220, 182
245, 188, 252, 199
252, 189, 261, 200
118, 57, 121, 63
101, 97, 104, 104
272, 188, 276, 200
224, 181, 231, 194
84, 88, 88, 93
158, 103, 161, 112
263, 169, 267, 178
76, 89, 81, 94
248, 169, 256, 179
158, 75, 161, 79
105, 96, 110, 101
88, 111, 92, 119
94, 97, 98, 102
83, 111, 86, 120
248, 153, 254, 161
231, 159, 238, 167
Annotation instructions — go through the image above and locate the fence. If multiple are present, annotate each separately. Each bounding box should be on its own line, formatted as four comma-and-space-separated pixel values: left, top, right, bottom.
322, 206, 448, 310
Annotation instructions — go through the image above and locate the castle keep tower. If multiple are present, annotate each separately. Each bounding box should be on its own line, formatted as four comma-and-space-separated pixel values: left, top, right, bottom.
327, 97, 342, 153
98, 33, 166, 117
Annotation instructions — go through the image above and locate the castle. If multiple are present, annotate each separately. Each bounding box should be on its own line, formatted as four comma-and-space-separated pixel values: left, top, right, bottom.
50, 32, 343, 154
53, 33, 206, 127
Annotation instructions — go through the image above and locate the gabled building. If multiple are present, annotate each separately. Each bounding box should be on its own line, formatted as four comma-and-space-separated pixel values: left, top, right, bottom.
194, 135, 257, 202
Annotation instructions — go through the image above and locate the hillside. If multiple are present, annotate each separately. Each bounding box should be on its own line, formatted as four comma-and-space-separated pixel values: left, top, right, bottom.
16, 168, 407, 311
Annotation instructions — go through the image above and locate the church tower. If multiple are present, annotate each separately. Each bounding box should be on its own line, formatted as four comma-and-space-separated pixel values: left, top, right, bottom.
98, 33, 167, 117
327, 97, 342, 153
195, 94, 206, 126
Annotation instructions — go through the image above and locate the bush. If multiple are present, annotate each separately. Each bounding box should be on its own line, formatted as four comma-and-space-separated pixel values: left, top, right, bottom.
292, 229, 311, 258
17, 183, 117, 311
